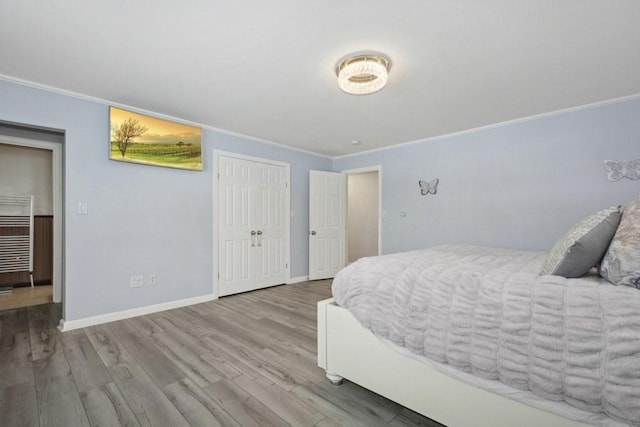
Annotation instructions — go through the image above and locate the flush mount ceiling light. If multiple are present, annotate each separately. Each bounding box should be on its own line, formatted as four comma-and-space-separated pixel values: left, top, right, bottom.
336, 53, 391, 95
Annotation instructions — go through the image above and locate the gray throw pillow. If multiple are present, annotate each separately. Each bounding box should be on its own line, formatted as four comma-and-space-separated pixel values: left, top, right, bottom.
600, 197, 640, 288
540, 205, 622, 278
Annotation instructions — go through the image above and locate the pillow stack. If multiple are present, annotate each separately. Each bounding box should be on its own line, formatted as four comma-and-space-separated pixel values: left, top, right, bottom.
539, 205, 622, 278
540, 196, 640, 290
600, 196, 640, 289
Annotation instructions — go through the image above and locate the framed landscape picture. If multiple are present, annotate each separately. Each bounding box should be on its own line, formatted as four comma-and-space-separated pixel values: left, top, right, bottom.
109, 106, 202, 171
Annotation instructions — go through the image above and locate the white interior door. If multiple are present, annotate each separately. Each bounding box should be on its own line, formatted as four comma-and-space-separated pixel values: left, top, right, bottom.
218, 155, 289, 296
309, 170, 346, 280
253, 162, 288, 288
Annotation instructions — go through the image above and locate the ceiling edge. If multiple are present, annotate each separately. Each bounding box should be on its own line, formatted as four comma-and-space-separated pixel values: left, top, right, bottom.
0, 74, 333, 160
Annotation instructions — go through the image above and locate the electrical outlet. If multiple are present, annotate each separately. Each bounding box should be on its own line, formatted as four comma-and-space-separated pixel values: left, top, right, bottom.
149, 274, 157, 285
130, 275, 143, 288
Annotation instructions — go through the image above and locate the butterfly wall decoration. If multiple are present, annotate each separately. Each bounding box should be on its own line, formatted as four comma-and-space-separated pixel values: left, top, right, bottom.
419, 178, 439, 195
603, 159, 640, 181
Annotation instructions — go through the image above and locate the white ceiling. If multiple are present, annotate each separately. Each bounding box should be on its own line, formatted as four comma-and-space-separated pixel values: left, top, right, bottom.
1, 1, 639, 157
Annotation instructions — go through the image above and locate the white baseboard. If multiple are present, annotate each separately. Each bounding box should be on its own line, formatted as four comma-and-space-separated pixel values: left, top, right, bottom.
58, 293, 217, 332
287, 275, 309, 284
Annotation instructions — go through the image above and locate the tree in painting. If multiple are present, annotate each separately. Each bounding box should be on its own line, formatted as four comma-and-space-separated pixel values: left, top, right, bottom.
111, 117, 148, 158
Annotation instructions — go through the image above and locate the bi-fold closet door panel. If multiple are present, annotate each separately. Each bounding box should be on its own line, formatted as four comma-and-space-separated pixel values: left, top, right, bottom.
218, 155, 288, 296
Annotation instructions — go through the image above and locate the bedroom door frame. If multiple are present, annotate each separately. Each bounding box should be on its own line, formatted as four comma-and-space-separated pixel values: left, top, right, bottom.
213, 150, 290, 297
0, 135, 64, 304
308, 170, 347, 280
343, 165, 382, 259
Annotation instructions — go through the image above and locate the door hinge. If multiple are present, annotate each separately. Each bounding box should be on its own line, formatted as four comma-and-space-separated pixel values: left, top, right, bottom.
285, 263, 288, 269
217, 272, 220, 279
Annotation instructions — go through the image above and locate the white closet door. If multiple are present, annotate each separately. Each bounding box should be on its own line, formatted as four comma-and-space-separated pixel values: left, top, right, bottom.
253, 163, 287, 287
218, 154, 289, 296
308, 170, 346, 280
218, 156, 256, 296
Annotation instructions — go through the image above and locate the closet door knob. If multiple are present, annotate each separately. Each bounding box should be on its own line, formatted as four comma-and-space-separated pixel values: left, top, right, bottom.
310, 230, 316, 235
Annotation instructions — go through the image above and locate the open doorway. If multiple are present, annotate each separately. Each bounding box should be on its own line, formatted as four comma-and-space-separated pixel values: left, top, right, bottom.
345, 167, 381, 263
0, 131, 63, 312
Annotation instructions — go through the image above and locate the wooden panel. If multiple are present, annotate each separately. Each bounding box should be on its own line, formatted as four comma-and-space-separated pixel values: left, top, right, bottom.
0, 215, 52, 286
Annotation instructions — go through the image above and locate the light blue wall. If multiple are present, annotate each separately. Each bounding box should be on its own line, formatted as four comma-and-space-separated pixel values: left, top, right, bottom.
0, 80, 331, 321
334, 98, 640, 254
2, 77, 639, 322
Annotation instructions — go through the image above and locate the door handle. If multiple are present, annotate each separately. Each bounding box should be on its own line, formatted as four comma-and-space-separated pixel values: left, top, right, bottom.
251, 230, 256, 246
257, 230, 263, 247
310, 230, 316, 235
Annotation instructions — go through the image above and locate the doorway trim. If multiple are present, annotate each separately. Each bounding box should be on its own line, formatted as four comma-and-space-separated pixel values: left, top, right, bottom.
0, 135, 64, 304
342, 165, 382, 257
212, 150, 291, 297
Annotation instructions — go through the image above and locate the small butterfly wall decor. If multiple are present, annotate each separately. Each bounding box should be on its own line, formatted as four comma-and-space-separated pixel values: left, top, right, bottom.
419, 178, 439, 195
603, 159, 640, 181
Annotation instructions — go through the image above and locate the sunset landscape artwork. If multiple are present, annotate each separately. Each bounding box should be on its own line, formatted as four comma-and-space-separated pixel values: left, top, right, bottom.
109, 106, 202, 171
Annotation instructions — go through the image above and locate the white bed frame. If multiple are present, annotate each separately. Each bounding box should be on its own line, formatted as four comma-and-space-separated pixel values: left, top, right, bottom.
317, 298, 588, 427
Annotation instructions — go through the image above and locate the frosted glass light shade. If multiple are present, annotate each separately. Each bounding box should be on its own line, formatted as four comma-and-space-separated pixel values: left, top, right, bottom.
336, 54, 390, 95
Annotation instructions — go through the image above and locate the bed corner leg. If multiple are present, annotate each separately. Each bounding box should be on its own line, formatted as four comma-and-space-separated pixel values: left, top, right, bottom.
326, 371, 343, 386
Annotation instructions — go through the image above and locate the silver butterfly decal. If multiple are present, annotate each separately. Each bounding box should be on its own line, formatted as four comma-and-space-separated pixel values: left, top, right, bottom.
603, 159, 640, 181
419, 178, 439, 195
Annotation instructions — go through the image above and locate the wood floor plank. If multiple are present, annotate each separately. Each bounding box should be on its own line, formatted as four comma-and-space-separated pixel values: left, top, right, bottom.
212, 396, 291, 427
155, 309, 213, 338
111, 328, 184, 388
152, 313, 218, 355
309, 379, 404, 424
163, 377, 242, 427
195, 311, 276, 350
315, 416, 345, 427
202, 378, 288, 427
85, 324, 135, 367
234, 374, 325, 426
61, 332, 112, 393
108, 361, 188, 426
27, 304, 59, 361
0, 331, 34, 388
389, 408, 445, 427
81, 382, 141, 427
202, 378, 251, 404
292, 383, 386, 427
198, 348, 245, 380
262, 346, 326, 384
0, 382, 39, 427
203, 331, 300, 390
149, 331, 225, 388
33, 342, 90, 427
127, 315, 165, 337
0, 285, 53, 311
0, 308, 29, 348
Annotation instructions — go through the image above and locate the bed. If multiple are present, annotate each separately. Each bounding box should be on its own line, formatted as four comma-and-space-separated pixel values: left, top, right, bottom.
317, 238, 640, 426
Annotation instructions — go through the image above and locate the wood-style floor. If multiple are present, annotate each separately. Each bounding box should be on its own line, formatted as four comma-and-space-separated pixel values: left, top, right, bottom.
0, 280, 442, 427
0, 284, 53, 311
